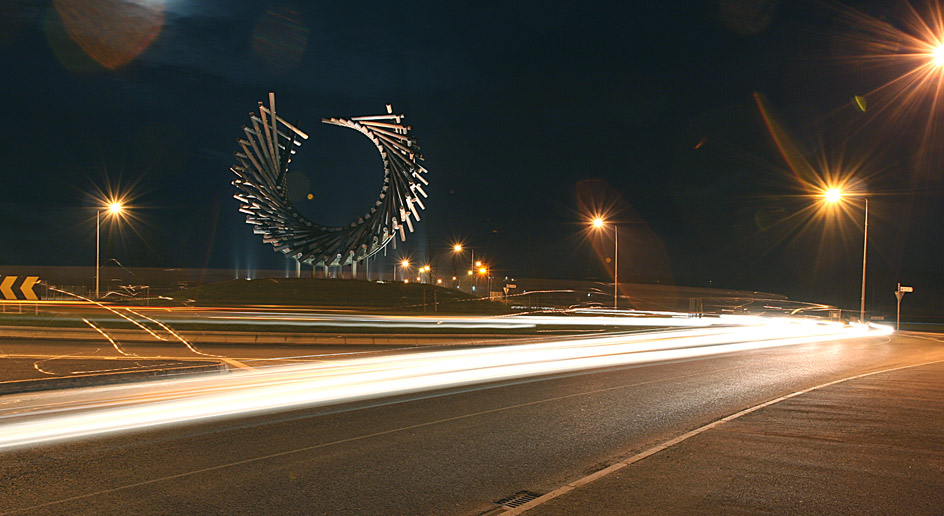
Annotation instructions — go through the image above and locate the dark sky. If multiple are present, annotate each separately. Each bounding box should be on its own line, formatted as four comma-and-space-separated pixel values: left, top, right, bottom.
1, 0, 942, 315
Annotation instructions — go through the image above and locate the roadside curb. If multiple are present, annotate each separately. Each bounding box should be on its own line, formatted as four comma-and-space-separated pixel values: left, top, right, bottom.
0, 361, 228, 396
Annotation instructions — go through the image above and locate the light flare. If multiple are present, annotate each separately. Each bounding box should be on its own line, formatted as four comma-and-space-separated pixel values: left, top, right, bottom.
932, 41, 944, 66
52, 0, 164, 70
824, 188, 843, 203
828, 1, 944, 172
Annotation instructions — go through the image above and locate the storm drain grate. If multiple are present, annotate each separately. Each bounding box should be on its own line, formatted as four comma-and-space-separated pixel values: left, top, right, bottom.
495, 491, 542, 508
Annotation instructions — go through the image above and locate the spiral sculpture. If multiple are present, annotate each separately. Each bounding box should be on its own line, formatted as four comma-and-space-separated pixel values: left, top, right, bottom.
230, 93, 429, 267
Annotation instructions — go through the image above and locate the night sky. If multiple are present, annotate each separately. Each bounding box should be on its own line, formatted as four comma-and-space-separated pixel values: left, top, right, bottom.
1, 0, 942, 316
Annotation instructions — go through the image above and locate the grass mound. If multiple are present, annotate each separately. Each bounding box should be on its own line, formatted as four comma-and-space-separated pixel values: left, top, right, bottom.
170, 278, 509, 313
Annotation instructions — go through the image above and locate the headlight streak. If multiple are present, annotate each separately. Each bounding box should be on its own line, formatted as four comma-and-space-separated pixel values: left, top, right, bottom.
28, 310, 709, 330
0, 318, 891, 452
123, 307, 218, 358
197, 312, 715, 330
47, 287, 164, 339
81, 319, 133, 356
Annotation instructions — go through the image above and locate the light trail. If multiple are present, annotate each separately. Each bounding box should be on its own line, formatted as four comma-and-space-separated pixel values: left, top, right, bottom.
47, 287, 164, 340
35, 301, 835, 333
28, 305, 719, 330
81, 319, 133, 356
0, 318, 891, 451
167, 310, 716, 329
123, 307, 218, 357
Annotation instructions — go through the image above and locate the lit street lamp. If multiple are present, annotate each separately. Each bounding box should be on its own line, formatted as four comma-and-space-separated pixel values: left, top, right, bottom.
453, 244, 478, 293
397, 259, 410, 282
590, 217, 618, 310
824, 188, 869, 323
96, 202, 124, 299
478, 265, 491, 297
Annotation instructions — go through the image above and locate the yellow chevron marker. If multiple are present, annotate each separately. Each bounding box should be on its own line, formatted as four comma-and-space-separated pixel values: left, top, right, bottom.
20, 276, 39, 301
0, 276, 16, 300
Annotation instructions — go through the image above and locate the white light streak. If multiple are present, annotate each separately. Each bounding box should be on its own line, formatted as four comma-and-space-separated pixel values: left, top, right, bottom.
194, 310, 716, 329
0, 318, 891, 451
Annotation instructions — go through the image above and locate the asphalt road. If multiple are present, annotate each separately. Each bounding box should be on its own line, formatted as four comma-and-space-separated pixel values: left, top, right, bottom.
526, 352, 944, 516
1, 332, 941, 515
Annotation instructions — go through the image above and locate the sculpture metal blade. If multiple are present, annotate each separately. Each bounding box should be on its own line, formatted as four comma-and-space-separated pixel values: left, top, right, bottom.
230, 93, 429, 267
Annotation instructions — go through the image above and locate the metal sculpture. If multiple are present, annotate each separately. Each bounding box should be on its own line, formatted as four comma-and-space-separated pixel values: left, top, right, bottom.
230, 93, 429, 269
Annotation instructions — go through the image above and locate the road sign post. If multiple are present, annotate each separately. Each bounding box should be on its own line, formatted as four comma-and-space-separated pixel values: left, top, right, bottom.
895, 283, 913, 331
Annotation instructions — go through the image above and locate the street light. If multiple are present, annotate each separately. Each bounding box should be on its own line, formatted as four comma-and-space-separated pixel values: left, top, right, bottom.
824, 188, 869, 323
590, 217, 618, 310
96, 201, 124, 299
477, 265, 491, 297
824, 188, 842, 203
453, 243, 478, 293
932, 42, 944, 67
397, 259, 410, 282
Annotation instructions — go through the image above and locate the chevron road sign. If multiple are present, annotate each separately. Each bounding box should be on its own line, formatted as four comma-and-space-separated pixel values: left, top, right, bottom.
0, 276, 40, 301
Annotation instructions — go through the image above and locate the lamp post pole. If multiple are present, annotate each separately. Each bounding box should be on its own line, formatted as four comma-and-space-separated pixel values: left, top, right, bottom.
470, 249, 475, 294
824, 189, 870, 324
398, 260, 410, 283
95, 209, 101, 299
452, 245, 474, 293
590, 217, 618, 310
94, 202, 124, 300
860, 197, 869, 324
613, 225, 618, 310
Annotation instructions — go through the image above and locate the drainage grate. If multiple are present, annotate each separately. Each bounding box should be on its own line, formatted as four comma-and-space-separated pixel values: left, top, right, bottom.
495, 491, 542, 508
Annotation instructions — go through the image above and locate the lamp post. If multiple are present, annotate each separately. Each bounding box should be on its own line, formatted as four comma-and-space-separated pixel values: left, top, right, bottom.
96, 202, 124, 299
478, 265, 489, 298
398, 259, 410, 282
824, 188, 869, 323
591, 217, 618, 310
453, 244, 478, 293
859, 197, 869, 324
451, 244, 462, 288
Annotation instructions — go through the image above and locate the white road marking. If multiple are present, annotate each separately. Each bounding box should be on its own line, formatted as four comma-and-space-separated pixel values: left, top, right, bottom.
502, 357, 944, 514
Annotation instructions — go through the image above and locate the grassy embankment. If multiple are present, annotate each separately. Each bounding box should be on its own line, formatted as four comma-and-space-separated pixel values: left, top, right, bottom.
0, 278, 538, 335
170, 278, 510, 313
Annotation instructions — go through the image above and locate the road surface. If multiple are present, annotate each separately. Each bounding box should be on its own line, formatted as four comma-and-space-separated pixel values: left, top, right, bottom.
1, 330, 940, 515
